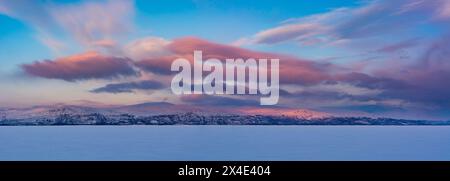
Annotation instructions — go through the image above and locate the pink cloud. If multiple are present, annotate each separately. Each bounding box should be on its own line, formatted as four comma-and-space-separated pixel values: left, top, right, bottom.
22, 51, 137, 81
135, 55, 180, 75
135, 37, 334, 85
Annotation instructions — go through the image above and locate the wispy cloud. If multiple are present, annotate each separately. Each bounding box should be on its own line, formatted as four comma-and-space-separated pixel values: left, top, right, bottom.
0, 0, 134, 53
237, 0, 450, 46
376, 38, 421, 53
50, 0, 134, 49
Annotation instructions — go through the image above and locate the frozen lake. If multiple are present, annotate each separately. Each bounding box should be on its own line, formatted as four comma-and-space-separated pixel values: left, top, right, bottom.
0, 126, 449, 160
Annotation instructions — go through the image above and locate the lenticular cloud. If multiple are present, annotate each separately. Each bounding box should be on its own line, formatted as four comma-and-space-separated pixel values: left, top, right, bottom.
21, 51, 137, 81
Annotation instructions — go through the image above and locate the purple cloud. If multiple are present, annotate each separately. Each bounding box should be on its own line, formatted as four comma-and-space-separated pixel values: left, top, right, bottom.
376, 38, 421, 53
90, 80, 165, 94
240, 0, 450, 46
22, 51, 137, 81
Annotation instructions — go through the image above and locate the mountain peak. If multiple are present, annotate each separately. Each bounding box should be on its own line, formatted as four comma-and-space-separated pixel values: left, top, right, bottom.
237, 107, 330, 120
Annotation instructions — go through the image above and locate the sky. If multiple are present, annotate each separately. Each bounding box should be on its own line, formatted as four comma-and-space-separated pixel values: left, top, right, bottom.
1, 0, 450, 120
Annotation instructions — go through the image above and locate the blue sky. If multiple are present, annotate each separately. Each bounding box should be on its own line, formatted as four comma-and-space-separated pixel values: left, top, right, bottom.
0, 0, 361, 69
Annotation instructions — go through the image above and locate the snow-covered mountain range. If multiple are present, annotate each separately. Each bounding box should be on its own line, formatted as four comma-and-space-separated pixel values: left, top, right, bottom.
0, 102, 448, 125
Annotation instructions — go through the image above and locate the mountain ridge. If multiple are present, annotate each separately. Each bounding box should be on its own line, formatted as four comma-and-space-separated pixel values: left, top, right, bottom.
1, 103, 449, 126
